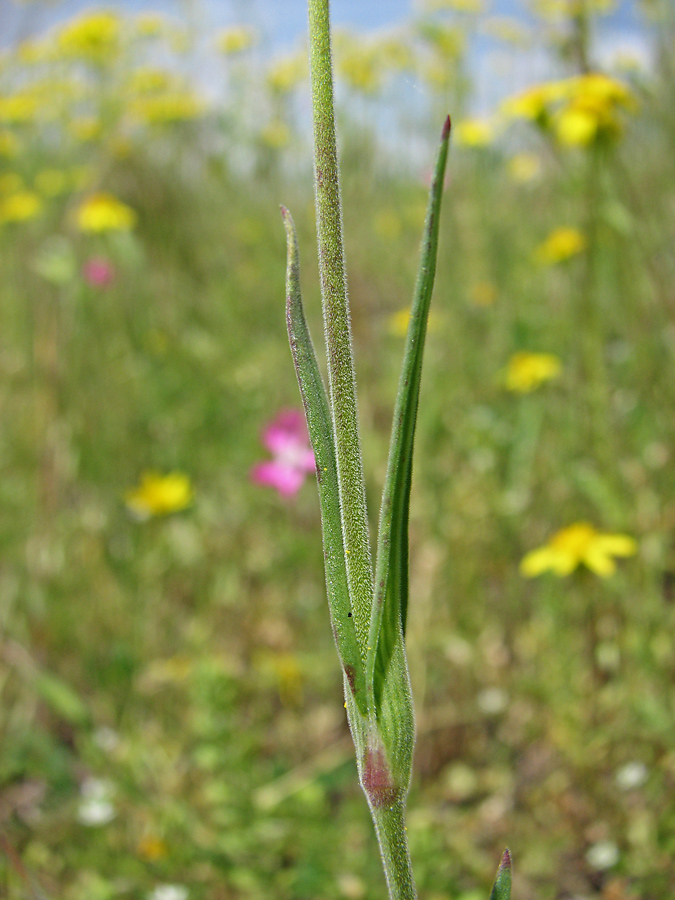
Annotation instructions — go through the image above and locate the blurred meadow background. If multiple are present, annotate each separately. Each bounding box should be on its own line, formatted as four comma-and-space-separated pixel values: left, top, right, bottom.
1, 0, 675, 898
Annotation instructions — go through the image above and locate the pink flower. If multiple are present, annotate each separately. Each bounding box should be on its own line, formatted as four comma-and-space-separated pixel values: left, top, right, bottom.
251, 409, 316, 497
82, 256, 115, 288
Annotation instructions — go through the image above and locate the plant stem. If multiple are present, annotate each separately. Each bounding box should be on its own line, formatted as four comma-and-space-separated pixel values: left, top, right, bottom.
369, 800, 417, 900
307, 0, 374, 662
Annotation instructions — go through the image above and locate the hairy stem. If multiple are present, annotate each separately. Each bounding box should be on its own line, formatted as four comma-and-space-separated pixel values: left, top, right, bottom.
369, 800, 417, 900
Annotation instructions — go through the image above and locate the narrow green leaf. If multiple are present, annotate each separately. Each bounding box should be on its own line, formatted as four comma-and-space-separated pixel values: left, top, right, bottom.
283, 207, 368, 717
489, 849, 512, 900
367, 116, 451, 708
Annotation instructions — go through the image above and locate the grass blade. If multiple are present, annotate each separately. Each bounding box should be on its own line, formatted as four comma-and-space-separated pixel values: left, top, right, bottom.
489, 849, 512, 900
367, 116, 451, 707
283, 207, 368, 717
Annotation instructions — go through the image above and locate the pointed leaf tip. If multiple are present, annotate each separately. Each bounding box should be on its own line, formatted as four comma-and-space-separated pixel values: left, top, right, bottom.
442, 114, 452, 140
489, 848, 512, 900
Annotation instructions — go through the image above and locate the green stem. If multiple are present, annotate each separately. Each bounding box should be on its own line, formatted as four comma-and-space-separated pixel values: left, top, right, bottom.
369, 800, 417, 900
307, 0, 374, 662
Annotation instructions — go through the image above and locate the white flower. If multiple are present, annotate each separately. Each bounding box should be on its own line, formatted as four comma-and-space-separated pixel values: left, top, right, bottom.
477, 687, 508, 715
147, 886, 189, 900
615, 761, 647, 790
586, 840, 619, 870
77, 777, 116, 826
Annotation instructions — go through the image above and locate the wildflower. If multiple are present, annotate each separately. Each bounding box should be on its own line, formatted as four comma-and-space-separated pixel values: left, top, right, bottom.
127, 67, 174, 95
259, 120, 291, 149
56, 11, 122, 64
520, 522, 637, 578
335, 36, 382, 94
502, 73, 635, 146
0, 191, 43, 224
426, 0, 484, 11
125, 472, 193, 519
147, 886, 188, 900
138, 835, 169, 861
505, 351, 561, 392
216, 26, 256, 55
454, 118, 495, 147
507, 152, 541, 183
128, 92, 204, 124
77, 777, 116, 826
267, 53, 307, 93
585, 840, 619, 871
0, 92, 41, 123
75, 193, 137, 232
615, 761, 647, 790
251, 409, 316, 498
82, 257, 115, 288
534, 226, 586, 264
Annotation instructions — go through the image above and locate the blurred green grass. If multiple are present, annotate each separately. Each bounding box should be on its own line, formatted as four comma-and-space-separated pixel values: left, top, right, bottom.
1, 5, 675, 900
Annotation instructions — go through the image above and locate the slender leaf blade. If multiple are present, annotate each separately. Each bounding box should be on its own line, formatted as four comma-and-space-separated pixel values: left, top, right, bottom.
367, 116, 451, 708
489, 849, 512, 900
283, 207, 368, 717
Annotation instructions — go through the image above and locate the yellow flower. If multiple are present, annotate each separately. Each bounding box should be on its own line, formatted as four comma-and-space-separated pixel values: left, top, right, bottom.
216, 26, 256, 55
125, 472, 193, 519
505, 351, 561, 392
266, 53, 307, 93
534, 227, 586, 264
0, 92, 41, 122
137, 835, 168, 861
507, 152, 541, 183
454, 118, 495, 146
521, 522, 636, 577
128, 92, 204, 124
0, 190, 43, 224
502, 73, 634, 146
335, 35, 382, 94
260, 120, 291, 149
127, 67, 174, 95
75, 193, 137, 232
425, 0, 484, 12
56, 11, 122, 64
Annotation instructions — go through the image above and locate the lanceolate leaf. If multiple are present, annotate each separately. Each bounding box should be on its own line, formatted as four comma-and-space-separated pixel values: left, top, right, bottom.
367, 116, 451, 709
283, 207, 368, 717
489, 849, 512, 900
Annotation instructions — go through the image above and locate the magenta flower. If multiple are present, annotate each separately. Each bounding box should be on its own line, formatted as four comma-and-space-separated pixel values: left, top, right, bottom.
251, 409, 316, 497
82, 256, 115, 288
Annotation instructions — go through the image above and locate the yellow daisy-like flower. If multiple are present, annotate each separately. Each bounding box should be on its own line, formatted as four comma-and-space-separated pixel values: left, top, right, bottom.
56, 11, 122, 64
125, 472, 193, 519
534, 226, 586, 264
454, 118, 495, 147
505, 351, 561, 392
0, 190, 43, 224
521, 522, 636, 578
0, 92, 41, 123
75, 193, 137, 232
